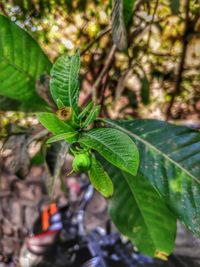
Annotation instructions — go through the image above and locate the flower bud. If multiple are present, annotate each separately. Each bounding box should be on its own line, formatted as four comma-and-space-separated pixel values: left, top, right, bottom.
56, 107, 72, 121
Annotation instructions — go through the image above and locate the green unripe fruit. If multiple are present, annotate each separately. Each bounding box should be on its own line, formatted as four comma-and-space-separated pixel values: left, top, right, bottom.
72, 153, 91, 172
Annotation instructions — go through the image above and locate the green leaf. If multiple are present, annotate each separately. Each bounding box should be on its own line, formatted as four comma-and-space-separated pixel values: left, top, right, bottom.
37, 112, 76, 137
169, 0, 180, 14
50, 52, 80, 112
111, 0, 128, 51
47, 132, 78, 144
103, 160, 176, 257
82, 105, 100, 128
123, 0, 136, 27
104, 119, 200, 237
140, 76, 150, 105
0, 15, 51, 108
78, 101, 94, 120
88, 157, 114, 198
56, 98, 65, 109
79, 127, 139, 175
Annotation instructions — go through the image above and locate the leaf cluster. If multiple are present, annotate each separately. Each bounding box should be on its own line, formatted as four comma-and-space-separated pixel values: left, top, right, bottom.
38, 51, 139, 199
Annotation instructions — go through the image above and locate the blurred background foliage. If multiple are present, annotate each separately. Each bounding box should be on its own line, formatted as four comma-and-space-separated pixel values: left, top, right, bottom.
0, 0, 200, 137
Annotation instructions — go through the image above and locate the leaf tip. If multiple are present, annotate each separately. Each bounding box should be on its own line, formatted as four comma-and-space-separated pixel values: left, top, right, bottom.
154, 251, 169, 261
102, 186, 114, 198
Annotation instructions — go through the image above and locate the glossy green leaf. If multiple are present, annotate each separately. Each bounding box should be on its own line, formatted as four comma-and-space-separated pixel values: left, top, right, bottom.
37, 112, 75, 137
78, 101, 94, 120
104, 161, 176, 257
50, 52, 80, 112
47, 132, 78, 144
104, 119, 200, 237
82, 105, 100, 128
0, 15, 51, 107
79, 127, 139, 175
88, 157, 114, 198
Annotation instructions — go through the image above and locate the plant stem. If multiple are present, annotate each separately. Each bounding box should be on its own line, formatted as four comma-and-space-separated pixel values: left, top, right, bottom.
146, 0, 159, 47
92, 44, 117, 103
166, 0, 190, 120
81, 26, 111, 56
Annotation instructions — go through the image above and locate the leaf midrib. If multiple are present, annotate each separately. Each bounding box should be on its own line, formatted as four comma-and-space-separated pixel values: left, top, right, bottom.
69, 57, 73, 107
47, 132, 77, 143
104, 119, 200, 185
81, 131, 128, 169
83, 106, 99, 127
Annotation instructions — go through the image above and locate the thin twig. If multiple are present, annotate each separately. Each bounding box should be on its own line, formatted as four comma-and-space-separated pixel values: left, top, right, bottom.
166, 0, 190, 120
134, 0, 148, 13
146, 0, 159, 47
99, 73, 109, 110
150, 51, 175, 57
128, 26, 146, 45
81, 26, 111, 56
92, 44, 117, 102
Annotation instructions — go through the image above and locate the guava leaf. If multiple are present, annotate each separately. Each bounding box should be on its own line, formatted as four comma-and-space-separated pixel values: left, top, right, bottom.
50, 52, 80, 112
79, 127, 139, 175
0, 15, 51, 109
103, 160, 176, 257
82, 105, 100, 128
37, 113, 76, 139
78, 101, 94, 120
47, 132, 78, 144
104, 119, 200, 237
88, 157, 114, 198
